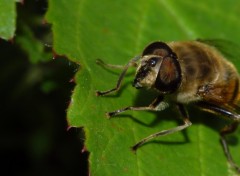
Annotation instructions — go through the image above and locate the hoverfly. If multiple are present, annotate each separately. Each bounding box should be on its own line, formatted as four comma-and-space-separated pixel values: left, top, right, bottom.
96, 40, 240, 172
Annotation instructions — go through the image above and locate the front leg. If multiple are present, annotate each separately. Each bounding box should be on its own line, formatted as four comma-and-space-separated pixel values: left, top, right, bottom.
96, 56, 140, 96
106, 96, 167, 118
131, 103, 191, 151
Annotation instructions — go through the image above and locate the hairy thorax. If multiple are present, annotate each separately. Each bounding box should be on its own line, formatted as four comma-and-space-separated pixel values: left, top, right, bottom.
168, 41, 240, 104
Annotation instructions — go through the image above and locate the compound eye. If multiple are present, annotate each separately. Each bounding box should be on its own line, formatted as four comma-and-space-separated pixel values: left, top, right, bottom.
155, 56, 181, 93
149, 57, 158, 67
142, 41, 173, 57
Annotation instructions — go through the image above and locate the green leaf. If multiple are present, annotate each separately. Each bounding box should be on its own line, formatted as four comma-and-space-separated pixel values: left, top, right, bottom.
46, 0, 240, 175
0, 0, 16, 40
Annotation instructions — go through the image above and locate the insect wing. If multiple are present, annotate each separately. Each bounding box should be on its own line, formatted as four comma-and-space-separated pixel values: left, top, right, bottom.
197, 39, 240, 71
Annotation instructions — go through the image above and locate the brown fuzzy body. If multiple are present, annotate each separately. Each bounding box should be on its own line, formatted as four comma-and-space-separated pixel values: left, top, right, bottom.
167, 41, 240, 105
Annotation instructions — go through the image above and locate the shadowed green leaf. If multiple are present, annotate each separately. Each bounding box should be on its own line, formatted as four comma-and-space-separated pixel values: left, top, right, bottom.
46, 0, 240, 175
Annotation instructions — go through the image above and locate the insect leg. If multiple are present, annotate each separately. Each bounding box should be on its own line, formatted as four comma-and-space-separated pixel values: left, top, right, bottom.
220, 122, 240, 172
132, 103, 192, 151
96, 59, 137, 69
195, 101, 240, 121
106, 95, 165, 118
195, 101, 240, 172
96, 56, 140, 96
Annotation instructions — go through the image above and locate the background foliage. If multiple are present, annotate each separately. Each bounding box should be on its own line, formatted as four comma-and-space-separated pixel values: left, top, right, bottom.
0, 0, 15, 40
0, 0, 87, 175
2, 0, 240, 176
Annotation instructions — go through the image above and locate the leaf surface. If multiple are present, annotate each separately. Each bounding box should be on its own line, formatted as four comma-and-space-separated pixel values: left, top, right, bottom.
46, 0, 240, 175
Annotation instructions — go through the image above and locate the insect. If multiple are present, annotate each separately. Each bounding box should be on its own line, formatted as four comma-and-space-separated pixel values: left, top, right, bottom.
96, 40, 240, 172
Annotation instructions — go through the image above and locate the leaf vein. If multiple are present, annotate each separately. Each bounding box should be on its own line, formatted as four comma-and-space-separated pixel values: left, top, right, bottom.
157, 0, 197, 38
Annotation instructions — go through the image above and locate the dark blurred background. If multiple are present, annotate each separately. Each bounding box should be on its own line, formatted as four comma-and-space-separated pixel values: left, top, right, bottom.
0, 0, 87, 175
